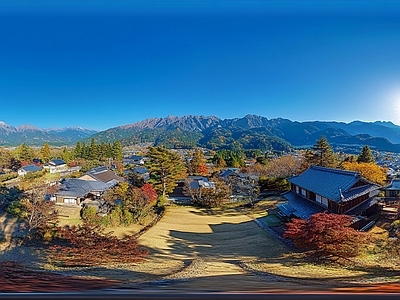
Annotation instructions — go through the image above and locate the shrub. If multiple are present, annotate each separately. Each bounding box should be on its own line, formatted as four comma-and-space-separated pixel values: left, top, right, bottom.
7, 201, 26, 218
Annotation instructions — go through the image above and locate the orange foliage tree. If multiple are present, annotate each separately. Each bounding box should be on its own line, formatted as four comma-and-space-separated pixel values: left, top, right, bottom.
341, 161, 387, 185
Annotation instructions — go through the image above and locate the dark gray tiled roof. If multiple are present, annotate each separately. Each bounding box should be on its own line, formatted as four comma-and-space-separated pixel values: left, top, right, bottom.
288, 166, 380, 203
49, 159, 66, 166
20, 164, 42, 173
345, 197, 378, 216
56, 178, 108, 198
279, 191, 326, 219
133, 167, 148, 174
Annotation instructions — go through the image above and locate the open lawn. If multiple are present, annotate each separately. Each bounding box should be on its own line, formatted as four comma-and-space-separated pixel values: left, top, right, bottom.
1, 199, 400, 293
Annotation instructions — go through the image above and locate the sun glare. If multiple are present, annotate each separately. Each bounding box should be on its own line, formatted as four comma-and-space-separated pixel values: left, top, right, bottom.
386, 88, 400, 125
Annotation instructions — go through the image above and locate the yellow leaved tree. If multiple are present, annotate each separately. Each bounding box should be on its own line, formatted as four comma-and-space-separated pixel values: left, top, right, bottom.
341, 162, 387, 185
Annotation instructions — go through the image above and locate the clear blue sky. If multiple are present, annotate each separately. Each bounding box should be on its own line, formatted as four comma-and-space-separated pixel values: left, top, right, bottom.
1, 1, 400, 131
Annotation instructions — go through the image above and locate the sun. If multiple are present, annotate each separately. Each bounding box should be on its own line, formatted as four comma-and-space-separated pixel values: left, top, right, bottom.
386, 87, 400, 125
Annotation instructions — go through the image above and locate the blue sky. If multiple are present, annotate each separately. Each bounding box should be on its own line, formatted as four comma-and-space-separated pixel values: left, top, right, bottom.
1, 1, 400, 131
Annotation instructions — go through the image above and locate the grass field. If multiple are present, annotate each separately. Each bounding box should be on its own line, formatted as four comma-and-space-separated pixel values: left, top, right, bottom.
2, 198, 400, 292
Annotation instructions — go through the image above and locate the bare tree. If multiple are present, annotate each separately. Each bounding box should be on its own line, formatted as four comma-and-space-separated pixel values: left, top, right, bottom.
21, 184, 58, 232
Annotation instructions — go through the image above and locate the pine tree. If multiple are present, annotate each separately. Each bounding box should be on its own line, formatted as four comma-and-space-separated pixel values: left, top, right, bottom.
357, 145, 375, 163
112, 141, 123, 161
89, 138, 99, 160
310, 136, 339, 168
146, 146, 187, 197
15, 143, 34, 163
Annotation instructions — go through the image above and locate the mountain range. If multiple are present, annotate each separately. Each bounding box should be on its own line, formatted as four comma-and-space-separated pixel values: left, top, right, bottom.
2, 115, 400, 153
0, 121, 98, 146
86, 115, 400, 153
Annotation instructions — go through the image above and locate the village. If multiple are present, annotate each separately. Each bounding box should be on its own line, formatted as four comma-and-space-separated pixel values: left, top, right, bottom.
1, 138, 400, 293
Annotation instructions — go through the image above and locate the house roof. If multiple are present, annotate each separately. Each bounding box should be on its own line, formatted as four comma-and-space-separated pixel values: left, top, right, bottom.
130, 155, 144, 160
19, 164, 42, 173
219, 168, 240, 178
49, 159, 66, 166
279, 191, 325, 219
186, 176, 215, 189
56, 178, 108, 198
383, 179, 400, 191
288, 166, 380, 203
133, 167, 148, 174
84, 166, 125, 184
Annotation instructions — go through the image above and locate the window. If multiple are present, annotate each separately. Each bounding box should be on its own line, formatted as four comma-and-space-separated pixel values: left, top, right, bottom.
64, 198, 77, 204
321, 197, 328, 207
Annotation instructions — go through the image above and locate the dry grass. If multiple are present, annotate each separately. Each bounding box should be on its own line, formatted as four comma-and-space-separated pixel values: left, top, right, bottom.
56, 205, 82, 227
3, 200, 400, 291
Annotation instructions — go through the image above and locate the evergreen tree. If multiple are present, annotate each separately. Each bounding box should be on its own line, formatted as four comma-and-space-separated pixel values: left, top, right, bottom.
112, 141, 123, 161
89, 138, 99, 160
357, 145, 375, 164
74, 142, 82, 159
146, 146, 187, 197
15, 143, 34, 162
309, 136, 338, 168
61, 147, 72, 163
40, 143, 51, 163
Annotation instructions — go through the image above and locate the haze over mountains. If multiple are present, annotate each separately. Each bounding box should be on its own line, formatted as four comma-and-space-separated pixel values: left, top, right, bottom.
2, 115, 400, 153
0, 121, 98, 146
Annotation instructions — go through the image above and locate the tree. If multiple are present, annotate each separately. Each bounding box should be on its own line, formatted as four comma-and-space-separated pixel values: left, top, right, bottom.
284, 212, 369, 261
0, 147, 12, 170
265, 154, 304, 178
89, 138, 99, 160
39, 143, 51, 163
212, 149, 245, 168
146, 146, 187, 197
10, 184, 58, 233
44, 220, 148, 267
15, 143, 34, 162
307, 136, 339, 168
186, 148, 208, 176
112, 141, 123, 161
342, 161, 387, 185
60, 146, 72, 163
357, 145, 375, 164
189, 177, 231, 208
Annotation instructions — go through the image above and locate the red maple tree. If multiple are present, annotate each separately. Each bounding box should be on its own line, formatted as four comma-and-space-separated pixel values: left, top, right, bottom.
284, 212, 369, 261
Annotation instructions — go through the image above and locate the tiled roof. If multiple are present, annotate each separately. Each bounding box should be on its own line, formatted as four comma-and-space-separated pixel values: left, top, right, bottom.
345, 197, 378, 216
133, 167, 148, 174
288, 166, 379, 203
85, 167, 125, 184
20, 164, 42, 172
384, 179, 400, 191
279, 191, 325, 219
49, 159, 66, 166
56, 178, 108, 198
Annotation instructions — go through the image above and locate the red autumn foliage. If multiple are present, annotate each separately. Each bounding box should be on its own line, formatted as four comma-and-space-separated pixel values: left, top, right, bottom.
284, 212, 369, 260
44, 220, 149, 267
141, 183, 158, 203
